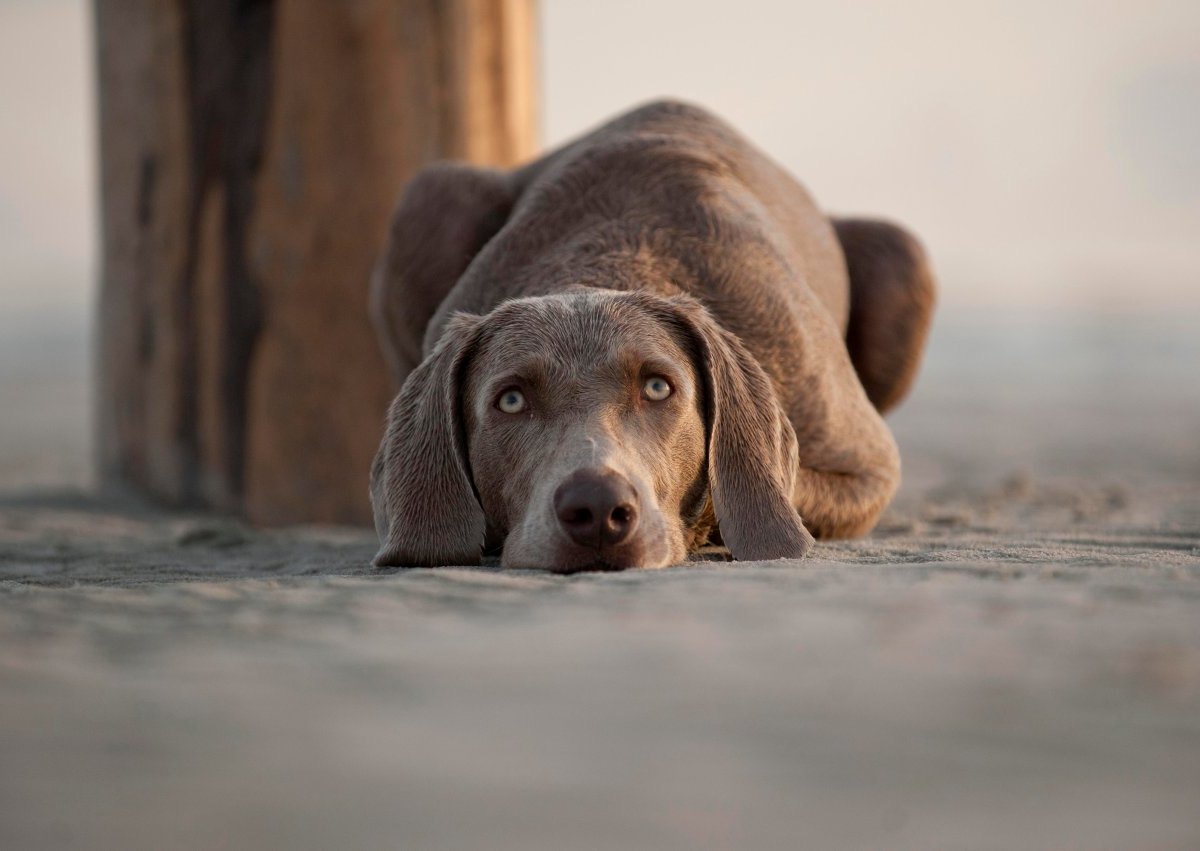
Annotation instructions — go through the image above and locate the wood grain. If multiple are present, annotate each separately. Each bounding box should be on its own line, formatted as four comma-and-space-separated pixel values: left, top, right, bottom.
95, 0, 538, 524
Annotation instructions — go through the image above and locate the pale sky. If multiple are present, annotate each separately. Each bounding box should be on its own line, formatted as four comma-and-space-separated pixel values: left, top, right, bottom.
0, 0, 93, 320
543, 0, 1200, 313
1, 0, 1197, 319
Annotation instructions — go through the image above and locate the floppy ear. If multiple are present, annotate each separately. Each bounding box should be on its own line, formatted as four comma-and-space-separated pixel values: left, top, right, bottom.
370, 314, 486, 567
659, 297, 814, 561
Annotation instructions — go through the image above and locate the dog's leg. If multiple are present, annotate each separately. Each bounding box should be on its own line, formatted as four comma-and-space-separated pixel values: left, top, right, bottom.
370, 163, 514, 386
773, 298, 909, 540
834, 218, 936, 415
789, 382, 903, 540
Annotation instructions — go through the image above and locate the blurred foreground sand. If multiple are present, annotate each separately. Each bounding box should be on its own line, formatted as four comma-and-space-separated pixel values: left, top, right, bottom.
2, 310, 1198, 849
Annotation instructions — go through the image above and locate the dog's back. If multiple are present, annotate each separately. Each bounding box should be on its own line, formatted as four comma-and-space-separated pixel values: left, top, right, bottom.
508, 100, 851, 323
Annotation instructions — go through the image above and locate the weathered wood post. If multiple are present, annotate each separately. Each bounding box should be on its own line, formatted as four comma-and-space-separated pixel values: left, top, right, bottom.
95, 0, 536, 524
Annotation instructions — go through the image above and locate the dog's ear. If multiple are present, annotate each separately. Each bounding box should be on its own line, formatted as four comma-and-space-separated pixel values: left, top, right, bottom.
370, 313, 486, 567
656, 296, 814, 561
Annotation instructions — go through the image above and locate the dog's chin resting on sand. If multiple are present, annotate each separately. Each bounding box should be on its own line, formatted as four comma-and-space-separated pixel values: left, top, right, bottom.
368, 100, 935, 572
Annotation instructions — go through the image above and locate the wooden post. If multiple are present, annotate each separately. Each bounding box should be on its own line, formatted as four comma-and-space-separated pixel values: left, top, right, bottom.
95, 0, 537, 525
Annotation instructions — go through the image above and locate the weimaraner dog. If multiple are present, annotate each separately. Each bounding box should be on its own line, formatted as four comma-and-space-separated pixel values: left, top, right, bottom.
369, 100, 934, 571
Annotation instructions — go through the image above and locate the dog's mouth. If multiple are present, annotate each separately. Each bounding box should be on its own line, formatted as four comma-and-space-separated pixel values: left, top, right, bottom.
545, 533, 681, 573
499, 483, 684, 571
549, 556, 629, 575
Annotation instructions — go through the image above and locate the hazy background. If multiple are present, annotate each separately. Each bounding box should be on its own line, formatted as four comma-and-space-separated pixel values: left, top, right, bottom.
1, 0, 1198, 490
4, 0, 1199, 321
542, 0, 1200, 313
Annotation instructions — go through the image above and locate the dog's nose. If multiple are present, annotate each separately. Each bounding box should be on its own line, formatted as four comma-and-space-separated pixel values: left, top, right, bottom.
554, 469, 639, 548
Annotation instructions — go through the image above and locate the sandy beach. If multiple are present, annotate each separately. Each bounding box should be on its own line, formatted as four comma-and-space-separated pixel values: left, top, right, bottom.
2, 310, 1199, 849
3, 1, 1198, 846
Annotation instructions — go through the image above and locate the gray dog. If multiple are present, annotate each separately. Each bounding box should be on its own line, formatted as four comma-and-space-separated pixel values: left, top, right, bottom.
369, 100, 934, 571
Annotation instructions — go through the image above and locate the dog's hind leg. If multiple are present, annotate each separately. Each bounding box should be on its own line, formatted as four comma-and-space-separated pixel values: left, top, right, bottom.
834, 218, 936, 415
370, 163, 514, 386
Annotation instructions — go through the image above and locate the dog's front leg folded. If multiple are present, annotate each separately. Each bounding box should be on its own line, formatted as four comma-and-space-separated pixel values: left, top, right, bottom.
786, 324, 903, 539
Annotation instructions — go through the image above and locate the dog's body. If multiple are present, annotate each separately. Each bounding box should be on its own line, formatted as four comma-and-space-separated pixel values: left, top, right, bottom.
370, 100, 934, 570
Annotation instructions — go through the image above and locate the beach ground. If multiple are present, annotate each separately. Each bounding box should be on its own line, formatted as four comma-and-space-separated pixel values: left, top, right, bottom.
2, 311, 1198, 849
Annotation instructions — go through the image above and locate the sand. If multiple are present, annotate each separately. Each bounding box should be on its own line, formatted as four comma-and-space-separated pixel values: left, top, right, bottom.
2, 310, 1199, 849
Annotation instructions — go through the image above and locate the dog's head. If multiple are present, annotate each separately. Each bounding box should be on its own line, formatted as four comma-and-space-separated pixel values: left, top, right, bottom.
370, 289, 812, 571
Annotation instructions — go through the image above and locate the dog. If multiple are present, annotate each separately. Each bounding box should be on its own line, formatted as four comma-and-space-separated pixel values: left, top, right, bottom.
369, 100, 934, 571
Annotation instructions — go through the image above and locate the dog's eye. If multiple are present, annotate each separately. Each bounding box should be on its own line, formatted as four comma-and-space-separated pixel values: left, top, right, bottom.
496, 388, 527, 414
642, 376, 672, 401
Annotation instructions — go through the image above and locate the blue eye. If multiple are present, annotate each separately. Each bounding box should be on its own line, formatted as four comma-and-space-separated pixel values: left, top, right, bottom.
643, 376, 672, 401
496, 388, 527, 414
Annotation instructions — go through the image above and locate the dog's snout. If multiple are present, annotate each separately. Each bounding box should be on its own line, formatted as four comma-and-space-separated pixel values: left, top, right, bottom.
554, 469, 639, 548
